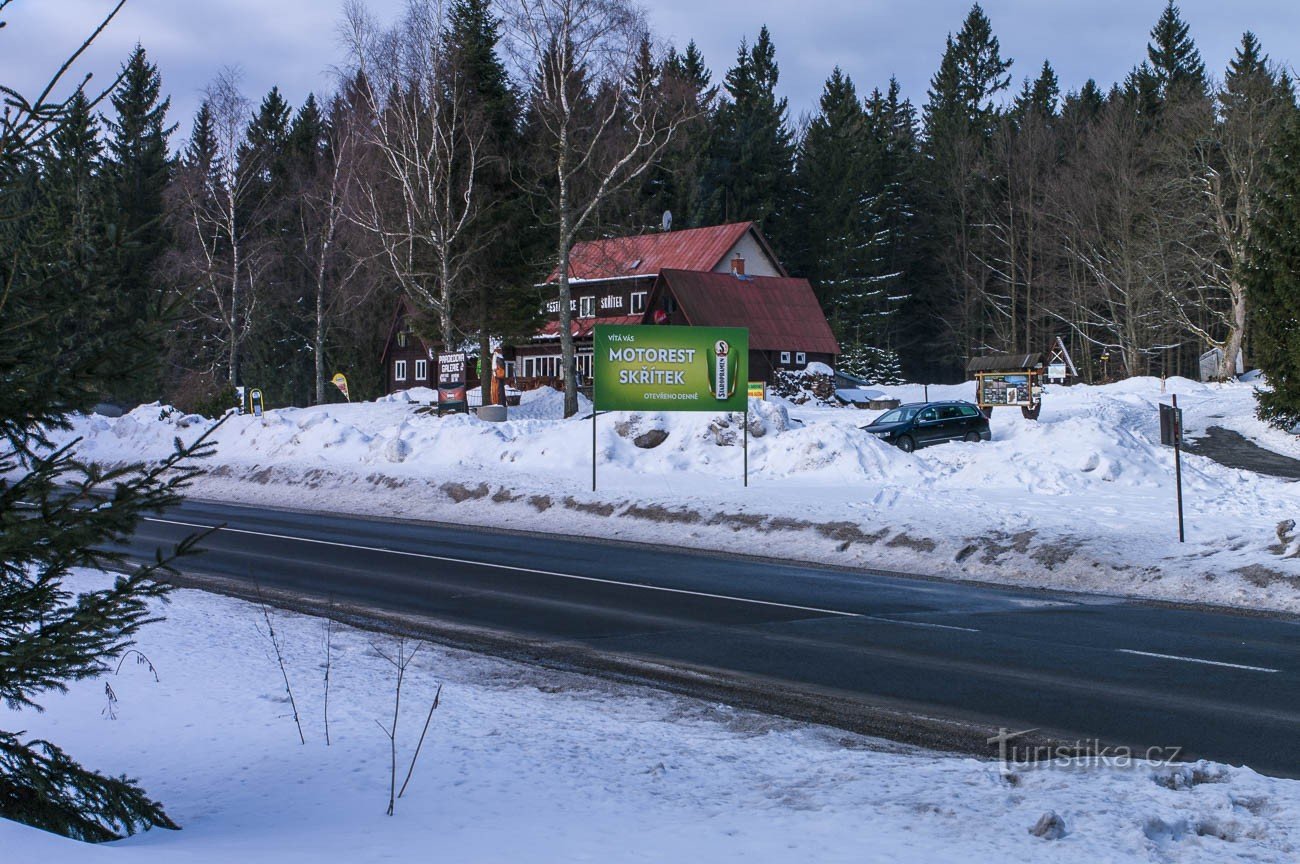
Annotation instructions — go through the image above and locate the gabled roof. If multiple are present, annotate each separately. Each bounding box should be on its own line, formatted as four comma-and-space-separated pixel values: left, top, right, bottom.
551, 222, 786, 282
379, 297, 439, 361
652, 270, 840, 355
966, 353, 1043, 373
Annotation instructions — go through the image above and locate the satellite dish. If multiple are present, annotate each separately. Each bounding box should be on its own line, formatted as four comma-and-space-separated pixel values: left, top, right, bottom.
661, 210, 672, 232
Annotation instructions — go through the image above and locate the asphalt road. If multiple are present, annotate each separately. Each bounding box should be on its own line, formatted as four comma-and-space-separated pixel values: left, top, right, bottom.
1185, 426, 1300, 481
118, 498, 1300, 776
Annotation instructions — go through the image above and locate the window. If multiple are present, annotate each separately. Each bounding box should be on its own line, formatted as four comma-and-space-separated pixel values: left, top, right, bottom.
396, 332, 408, 348
394, 360, 407, 382
664, 295, 677, 314
958, 405, 980, 418
795, 351, 806, 366
919, 408, 937, 422
415, 359, 428, 381
631, 291, 647, 314
779, 351, 791, 365
576, 353, 593, 379
579, 296, 595, 318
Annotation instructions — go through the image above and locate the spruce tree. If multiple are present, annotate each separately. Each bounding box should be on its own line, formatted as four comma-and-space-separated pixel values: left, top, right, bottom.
644, 40, 714, 227
444, 0, 537, 404
101, 45, 174, 404
1246, 101, 1300, 426
1147, 1, 1206, 99
696, 26, 794, 237
908, 2, 1011, 379
1, 7, 214, 841
791, 68, 870, 332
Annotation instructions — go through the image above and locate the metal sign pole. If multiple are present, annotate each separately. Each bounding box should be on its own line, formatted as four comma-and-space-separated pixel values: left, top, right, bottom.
1173, 394, 1184, 543
592, 409, 597, 492
743, 409, 749, 488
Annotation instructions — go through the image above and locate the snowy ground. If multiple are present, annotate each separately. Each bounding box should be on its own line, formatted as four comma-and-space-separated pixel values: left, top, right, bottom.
43, 377, 1300, 614
4, 570, 1299, 863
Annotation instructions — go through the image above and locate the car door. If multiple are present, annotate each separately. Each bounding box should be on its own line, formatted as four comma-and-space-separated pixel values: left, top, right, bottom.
936, 405, 964, 440
914, 406, 942, 444
945, 405, 972, 438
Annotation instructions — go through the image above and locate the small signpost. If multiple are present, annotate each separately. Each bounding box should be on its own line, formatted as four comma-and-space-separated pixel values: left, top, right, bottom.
1047, 336, 1078, 385
248, 388, 265, 418
1159, 396, 1186, 543
436, 352, 468, 416
593, 324, 749, 490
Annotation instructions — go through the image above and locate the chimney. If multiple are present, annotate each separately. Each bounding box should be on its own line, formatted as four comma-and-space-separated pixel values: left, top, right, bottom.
730, 254, 746, 276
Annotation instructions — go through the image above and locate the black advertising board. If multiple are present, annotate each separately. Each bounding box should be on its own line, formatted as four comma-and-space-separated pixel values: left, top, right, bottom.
1159, 402, 1183, 446
437, 352, 468, 415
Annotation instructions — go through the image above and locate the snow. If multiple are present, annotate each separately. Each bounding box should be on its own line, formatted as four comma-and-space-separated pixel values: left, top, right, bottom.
33, 379, 1300, 614
4, 570, 1298, 863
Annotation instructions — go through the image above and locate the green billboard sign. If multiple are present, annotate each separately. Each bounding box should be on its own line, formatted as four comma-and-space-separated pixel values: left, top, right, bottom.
593, 325, 749, 412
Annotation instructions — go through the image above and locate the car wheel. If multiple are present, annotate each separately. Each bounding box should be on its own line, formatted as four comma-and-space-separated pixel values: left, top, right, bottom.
964, 431, 981, 443
897, 435, 916, 453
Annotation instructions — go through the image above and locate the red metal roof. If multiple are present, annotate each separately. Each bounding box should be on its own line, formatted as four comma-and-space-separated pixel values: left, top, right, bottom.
535, 315, 642, 340
553, 223, 759, 281
655, 270, 840, 355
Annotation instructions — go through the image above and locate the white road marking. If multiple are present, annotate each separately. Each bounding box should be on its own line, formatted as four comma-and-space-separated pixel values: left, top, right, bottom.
1116, 648, 1280, 674
146, 516, 984, 631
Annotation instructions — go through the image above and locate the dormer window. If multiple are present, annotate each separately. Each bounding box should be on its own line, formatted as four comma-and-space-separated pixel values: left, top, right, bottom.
579, 296, 595, 318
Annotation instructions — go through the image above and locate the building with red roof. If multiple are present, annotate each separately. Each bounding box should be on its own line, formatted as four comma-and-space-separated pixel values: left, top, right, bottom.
646, 269, 840, 381
514, 222, 826, 386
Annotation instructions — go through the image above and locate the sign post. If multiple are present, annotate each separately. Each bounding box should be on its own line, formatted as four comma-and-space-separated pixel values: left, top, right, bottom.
593, 324, 749, 490
436, 352, 468, 416
1159, 396, 1185, 542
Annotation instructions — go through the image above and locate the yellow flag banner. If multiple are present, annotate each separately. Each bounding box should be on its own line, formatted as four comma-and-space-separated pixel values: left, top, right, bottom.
331, 373, 350, 402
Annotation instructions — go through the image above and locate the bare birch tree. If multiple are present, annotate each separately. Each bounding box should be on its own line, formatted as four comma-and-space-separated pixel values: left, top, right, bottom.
167, 69, 272, 386
508, 0, 698, 418
342, 0, 489, 349
1163, 40, 1292, 380
294, 88, 381, 404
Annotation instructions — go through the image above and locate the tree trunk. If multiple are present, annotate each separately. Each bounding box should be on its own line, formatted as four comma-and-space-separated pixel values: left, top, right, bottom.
314, 276, 327, 405
1218, 282, 1247, 381
557, 238, 577, 418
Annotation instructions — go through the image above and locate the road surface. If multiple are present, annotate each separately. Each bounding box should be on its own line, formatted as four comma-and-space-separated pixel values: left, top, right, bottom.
118, 497, 1300, 776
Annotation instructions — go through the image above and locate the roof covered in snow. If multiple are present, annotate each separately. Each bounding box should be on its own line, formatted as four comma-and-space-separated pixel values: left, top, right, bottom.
550, 222, 786, 282
653, 269, 840, 355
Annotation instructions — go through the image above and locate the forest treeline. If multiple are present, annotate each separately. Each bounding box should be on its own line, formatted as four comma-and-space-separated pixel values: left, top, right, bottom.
6, 0, 1299, 415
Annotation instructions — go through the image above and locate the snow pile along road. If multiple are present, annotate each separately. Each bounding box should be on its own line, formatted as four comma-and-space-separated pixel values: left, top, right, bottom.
43, 378, 1300, 613
4, 570, 1298, 863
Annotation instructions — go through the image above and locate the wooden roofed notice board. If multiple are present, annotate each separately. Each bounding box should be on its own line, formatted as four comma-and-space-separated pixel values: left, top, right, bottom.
967, 353, 1045, 420
592, 324, 750, 488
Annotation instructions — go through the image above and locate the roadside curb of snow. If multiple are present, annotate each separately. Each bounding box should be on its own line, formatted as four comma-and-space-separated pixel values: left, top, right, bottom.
173, 461, 1300, 617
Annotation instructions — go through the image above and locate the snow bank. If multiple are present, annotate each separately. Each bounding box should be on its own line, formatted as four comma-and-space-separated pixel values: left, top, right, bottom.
27, 378, 1300, 613
4, 570, 1298, 863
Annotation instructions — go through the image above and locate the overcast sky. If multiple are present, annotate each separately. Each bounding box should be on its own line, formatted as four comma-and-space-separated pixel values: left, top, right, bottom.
3, 0, 1297, 149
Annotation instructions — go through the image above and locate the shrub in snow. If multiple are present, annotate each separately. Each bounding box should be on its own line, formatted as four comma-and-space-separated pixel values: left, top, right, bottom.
1028, 810, 1067, 840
